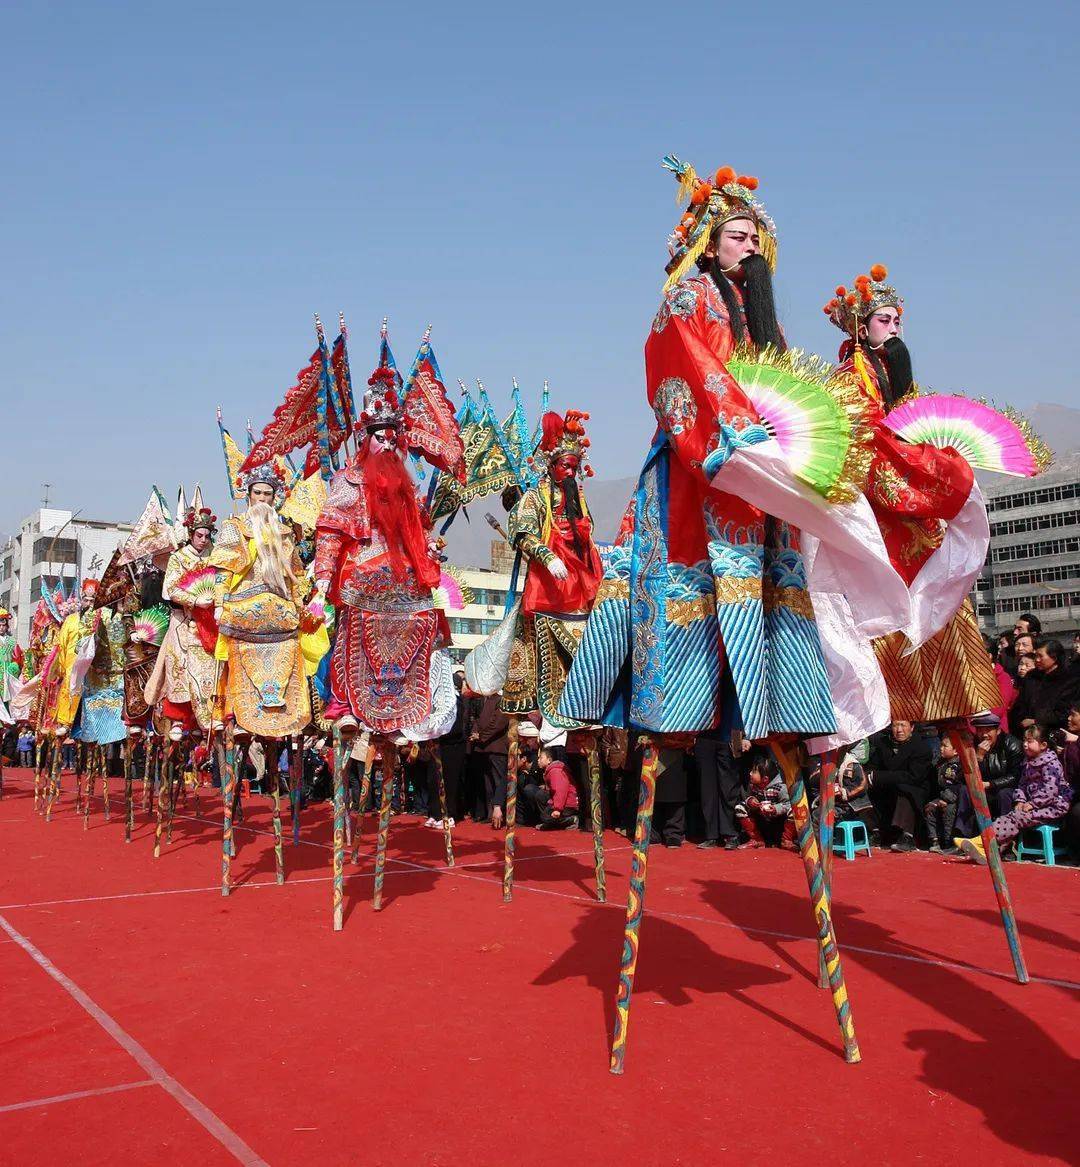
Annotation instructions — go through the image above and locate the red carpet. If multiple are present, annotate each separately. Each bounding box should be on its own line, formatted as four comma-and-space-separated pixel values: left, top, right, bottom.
1, 765, 1077, 1166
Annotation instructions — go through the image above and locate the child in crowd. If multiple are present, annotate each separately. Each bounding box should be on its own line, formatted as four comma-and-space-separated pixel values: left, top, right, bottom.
960, 725, 1072, 863
736, 756, 794, 849
924, 735, 964, 853
526, 745, 579, 830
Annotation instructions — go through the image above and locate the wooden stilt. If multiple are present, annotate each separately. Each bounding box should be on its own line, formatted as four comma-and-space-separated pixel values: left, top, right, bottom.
124, 737, 135, 842
772, 739, 861, 1064
587, 742, 607, 903
948, 725, 1028, 983
432, 742, 455, 868
153, 742, 172, 858
372, 740, 395, 911
101, 744, 111, 823
816, 750, 837, 990
221, 731, 237, 895
350, 743, 375, 865
331, 727, 350, 931
289, 735, 303, 846
268, 738, 286, 885
610, 737, 658, 1075
45, 737, 63, 821
502, 717, 520, 902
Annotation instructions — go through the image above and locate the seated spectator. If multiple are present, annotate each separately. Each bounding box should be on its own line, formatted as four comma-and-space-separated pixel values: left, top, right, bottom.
960, 725, 1072, 863
811, 747, 877, 840
523, 745, 579, 830
736, 756, 794, 849
1012, 639, 1080, 735
867, 720, 934, 852
968, 711, 1022, 820
924, 735, 964, 853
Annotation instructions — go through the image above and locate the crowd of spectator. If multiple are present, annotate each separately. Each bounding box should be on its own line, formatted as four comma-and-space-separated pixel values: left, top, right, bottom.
3, 611, 1078, 863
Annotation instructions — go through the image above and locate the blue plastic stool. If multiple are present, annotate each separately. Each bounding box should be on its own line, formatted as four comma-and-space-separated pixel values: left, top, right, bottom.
832, 819, 872, 861
1015, 823, 1066, 866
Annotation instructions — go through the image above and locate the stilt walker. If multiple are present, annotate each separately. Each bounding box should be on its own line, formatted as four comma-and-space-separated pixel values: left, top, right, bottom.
815, 263, 1048, 983
465, 406, 605, 902
561, 157, 914, 1070
313, 321, 463, 926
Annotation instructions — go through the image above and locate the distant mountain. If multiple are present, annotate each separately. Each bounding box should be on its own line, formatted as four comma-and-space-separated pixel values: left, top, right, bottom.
444, 401, 1080, 571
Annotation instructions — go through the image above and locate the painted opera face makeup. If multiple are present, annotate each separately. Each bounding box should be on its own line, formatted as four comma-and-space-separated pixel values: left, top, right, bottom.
706, 217, 760, 280
248, 483, 276, 506
190, 527, 212, 552
862, 306, 902, 348
551, 454, 579, 484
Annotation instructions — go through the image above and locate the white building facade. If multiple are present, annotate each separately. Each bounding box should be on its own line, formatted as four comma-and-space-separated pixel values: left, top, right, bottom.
0, 509, 134, 645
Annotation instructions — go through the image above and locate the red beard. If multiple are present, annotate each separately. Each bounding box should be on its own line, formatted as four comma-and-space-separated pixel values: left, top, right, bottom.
363, 449, 440, 589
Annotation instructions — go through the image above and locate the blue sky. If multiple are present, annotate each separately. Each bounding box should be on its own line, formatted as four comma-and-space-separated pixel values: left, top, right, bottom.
2, 1, 1077, 533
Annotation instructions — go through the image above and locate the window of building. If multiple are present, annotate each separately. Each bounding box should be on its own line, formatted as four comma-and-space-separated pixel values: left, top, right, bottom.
32, 536, 78, 565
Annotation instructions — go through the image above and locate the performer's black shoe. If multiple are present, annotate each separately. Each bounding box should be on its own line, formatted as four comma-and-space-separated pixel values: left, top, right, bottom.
697, 838, 719, 849
890, 833, 917, 853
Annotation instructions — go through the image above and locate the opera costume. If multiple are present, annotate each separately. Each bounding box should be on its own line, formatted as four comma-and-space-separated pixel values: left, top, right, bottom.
560, 162, 907, 741
210, 467, 313, 738
52, 579, 102, 737
144, 506, 221, 733
556, 157, 920, 1074
497, 411, 603, 722
823, 267, 999, 724
0, 608, 23, 723
314, 351, 463, 738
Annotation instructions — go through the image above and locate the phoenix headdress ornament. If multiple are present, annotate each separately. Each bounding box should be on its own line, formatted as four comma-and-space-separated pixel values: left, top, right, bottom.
662, 155, 778, 290
823, 264, 903, 336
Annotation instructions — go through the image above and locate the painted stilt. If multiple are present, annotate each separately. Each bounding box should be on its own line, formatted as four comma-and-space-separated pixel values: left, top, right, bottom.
587, 741, 607, 902
432, 742, 455, 867
816, 750, 837, 990
331, 727, 350, 931
610, 737, 658, 1075
221, 732, 237, 895
948, 725, 1028, 983
268, 740, 285, 885
502, 717, 520, 902
372, 741, 395, 911
773, 739, 861, 1064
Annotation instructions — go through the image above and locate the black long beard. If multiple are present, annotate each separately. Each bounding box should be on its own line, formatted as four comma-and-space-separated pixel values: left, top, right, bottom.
559, 476, 586, 557
866, 337, 914, 412
704, 254, 786, 351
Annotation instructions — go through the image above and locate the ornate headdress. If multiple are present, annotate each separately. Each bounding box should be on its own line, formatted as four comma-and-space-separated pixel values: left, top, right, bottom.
360, 364, 406, 438
182, 506, 217, 534
240, 462, 286, 497
529, 410, 594, 479
662, 155, 778, 290
0, 607, 10, 623
823, 264, 903, 337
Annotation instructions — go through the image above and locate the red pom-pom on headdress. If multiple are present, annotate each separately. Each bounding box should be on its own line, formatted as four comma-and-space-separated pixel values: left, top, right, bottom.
870, 263, 888, 282
738, 175, 759, 190
368, 366, 396, 389
713, 166, 737, 186
540, 411, 566, 452
690, 183, 713, 206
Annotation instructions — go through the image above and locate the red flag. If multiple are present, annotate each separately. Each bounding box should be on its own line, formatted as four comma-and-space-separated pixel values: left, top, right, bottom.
241, 349, 323, 472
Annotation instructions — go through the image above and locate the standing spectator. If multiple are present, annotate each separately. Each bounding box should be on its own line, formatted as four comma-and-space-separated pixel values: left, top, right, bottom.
1013, 639, 1080, 734
924, 735, 964, 852
523, 745, 579, 830
436, 668, 468, 821
737, 755, 794, 849
867, 721, 934, 851
694, 729, 743, 851
1058, 702, 1080, 857
650, 741, 689, 848
18, 728, 35, 768
470, 694, 510, 828
960, 725, 1071, 863
1014, 613, 1042, 639
601, 727, 636, 836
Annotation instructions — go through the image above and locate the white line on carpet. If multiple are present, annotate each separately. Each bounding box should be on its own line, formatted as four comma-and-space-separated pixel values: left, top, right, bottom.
0, 913, 269, 1166
0, 1079, 155, 1114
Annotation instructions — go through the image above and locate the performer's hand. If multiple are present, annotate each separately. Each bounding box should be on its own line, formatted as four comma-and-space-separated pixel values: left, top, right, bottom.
1015, 801, 1033, 814
214, 606, 223, 625
196, 595, 214, 607
548, 556, 569, 581
130, 632, 143, 644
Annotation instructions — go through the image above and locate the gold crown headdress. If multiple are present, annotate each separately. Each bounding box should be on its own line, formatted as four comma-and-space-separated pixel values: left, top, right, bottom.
662, 155, 777, 291
529, 410, 594, 479
823, 264, 903, 336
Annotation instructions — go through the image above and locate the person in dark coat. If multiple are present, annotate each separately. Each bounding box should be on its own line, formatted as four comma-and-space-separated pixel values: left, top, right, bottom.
1011, 639, 1080, 734
648, 741, 688, 848
973, 711, 1023, 817
867, 720, 934, 851
470, 693, 510, 827
694, 728, 744, 850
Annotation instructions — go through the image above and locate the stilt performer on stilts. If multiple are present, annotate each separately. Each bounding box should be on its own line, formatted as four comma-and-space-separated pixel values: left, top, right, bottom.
559, 157, 915, 1072
808, 264, 1051, 984
314, 322, 464, 928
465, 406, 606, 903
